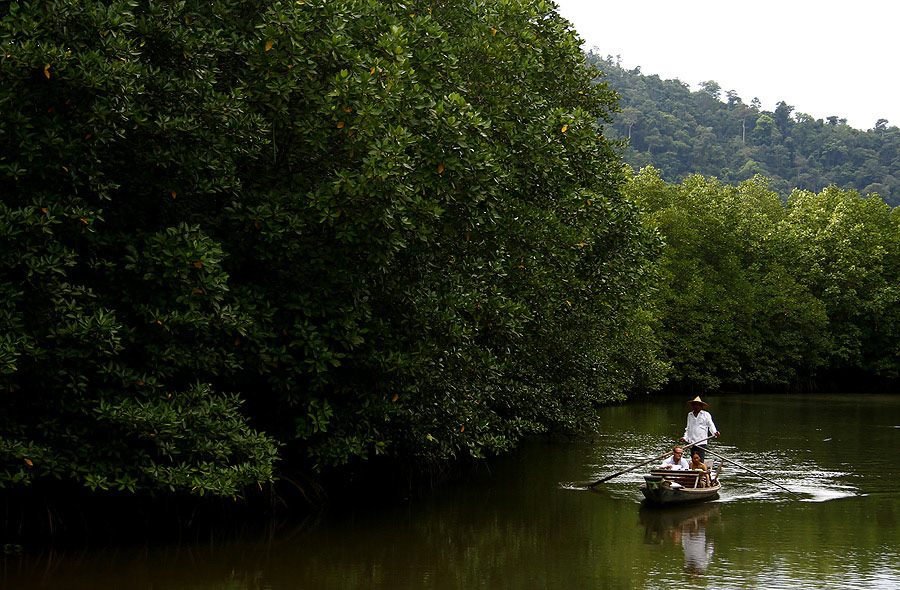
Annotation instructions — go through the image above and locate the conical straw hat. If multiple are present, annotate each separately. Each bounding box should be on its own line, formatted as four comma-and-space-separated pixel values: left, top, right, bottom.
686, 396, 709, 409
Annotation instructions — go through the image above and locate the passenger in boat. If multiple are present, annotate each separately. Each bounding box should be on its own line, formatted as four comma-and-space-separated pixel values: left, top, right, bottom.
690, 452, 711, 487
659, 447, 690, 470
681, 396, 719, 463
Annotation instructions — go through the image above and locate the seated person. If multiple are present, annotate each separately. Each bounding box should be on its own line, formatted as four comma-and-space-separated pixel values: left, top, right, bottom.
659, 447, 690, 470
690, 452, 711, 486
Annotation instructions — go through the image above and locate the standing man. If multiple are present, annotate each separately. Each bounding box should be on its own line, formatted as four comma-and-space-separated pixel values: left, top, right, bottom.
681, 396, 719, 462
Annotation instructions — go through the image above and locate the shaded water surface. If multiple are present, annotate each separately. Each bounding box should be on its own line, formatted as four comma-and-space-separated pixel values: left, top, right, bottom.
4, 393, 900, 589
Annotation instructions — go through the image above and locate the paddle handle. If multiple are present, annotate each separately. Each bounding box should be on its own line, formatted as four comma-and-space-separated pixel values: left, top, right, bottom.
681, 433, 719, 446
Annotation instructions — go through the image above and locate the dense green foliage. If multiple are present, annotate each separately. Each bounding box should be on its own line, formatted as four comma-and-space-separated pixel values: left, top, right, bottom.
628, 168, 900, 390
780, 187, 900, 377
592, 54, 900, 206
0, 0, 664, 498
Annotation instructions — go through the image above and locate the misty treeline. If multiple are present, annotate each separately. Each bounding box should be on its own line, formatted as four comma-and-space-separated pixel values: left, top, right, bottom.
592, 53, 900, 207
1, 0, 898, 506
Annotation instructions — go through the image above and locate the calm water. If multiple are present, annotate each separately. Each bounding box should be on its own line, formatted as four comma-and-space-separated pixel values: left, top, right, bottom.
4, 393, 900, 589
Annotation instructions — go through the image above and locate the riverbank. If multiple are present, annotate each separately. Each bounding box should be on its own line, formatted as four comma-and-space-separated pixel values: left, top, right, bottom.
0, 452, 498, 550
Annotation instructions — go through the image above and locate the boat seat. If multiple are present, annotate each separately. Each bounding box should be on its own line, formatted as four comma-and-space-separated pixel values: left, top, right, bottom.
649, 469, 704, 488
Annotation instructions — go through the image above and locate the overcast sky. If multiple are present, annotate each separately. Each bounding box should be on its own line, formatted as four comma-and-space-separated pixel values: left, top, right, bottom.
552, 0, 898, 131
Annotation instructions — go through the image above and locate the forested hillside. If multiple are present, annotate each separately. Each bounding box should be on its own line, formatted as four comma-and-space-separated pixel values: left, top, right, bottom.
590, 54, 900, 206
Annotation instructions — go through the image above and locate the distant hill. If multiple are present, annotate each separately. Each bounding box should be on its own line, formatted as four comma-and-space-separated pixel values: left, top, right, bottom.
589, 53, 900, 207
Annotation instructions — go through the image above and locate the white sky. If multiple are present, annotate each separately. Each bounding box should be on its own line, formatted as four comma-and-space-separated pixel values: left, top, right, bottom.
552, 0, 899, 130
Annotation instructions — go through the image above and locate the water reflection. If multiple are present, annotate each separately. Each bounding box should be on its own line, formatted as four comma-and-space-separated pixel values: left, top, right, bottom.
640, 503, 718, 573
5, 394, 900, 590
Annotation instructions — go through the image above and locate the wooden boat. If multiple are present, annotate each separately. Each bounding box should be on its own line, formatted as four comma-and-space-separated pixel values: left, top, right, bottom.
639, 469, 720, 504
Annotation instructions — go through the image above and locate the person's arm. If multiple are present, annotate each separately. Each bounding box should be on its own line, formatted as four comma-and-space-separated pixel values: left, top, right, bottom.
707, 413, 720, 437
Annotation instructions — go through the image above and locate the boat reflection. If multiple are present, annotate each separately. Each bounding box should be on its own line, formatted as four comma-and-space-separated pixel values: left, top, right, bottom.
639, 502, 719, 573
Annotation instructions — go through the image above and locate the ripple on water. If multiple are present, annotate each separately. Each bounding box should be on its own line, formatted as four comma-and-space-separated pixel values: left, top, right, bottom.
785, 467, 859, 502
712, 463, 859, 503
581, 438, 863, 504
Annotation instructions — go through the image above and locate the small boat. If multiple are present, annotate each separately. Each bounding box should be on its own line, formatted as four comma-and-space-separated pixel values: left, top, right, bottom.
639, 468, 720, 504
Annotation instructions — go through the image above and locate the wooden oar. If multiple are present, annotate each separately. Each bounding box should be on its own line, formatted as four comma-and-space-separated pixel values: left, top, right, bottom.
702, 447, 803, 499
587, 435, 716, 488
587, 450, 674, 488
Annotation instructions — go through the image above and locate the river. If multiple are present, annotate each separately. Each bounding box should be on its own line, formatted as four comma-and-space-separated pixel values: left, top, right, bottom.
4, 393, 899, 589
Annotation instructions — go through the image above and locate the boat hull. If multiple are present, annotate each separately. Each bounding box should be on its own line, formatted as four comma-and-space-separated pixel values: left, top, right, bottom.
639, 471, 720, 505
639, 481, 720, 504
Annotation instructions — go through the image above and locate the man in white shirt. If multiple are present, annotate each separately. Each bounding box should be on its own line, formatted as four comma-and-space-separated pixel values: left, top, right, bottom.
659, 446, 690, 470
681, 396, 720, 462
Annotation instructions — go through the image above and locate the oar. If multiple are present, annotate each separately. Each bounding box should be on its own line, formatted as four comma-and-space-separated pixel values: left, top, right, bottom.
587, 450, 674, 488
587, 435, 716, 488
702, 447, 803, 499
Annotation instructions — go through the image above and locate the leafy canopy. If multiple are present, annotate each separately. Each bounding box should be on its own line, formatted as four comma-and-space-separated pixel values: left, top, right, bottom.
0, 0, 663, 496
